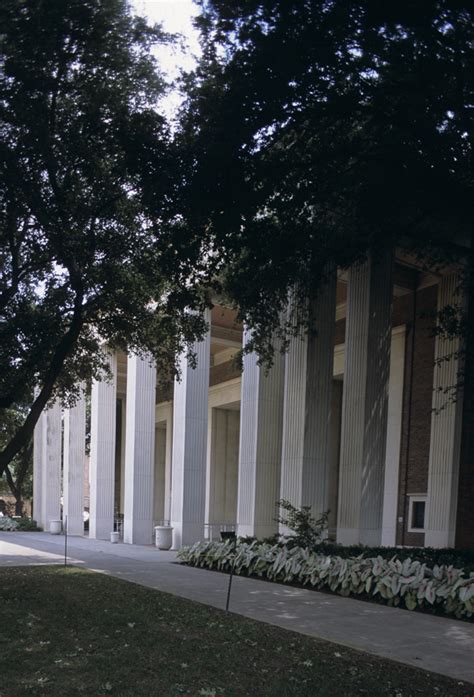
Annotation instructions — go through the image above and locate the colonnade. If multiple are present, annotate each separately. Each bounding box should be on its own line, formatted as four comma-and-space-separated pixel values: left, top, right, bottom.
33, 258, 465, 549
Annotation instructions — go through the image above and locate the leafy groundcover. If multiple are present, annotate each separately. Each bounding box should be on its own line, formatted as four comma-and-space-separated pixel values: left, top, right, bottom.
178, 540, 474, 620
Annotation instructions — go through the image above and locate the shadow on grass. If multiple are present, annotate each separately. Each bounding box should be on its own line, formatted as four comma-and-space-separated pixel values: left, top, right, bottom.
0, 565, 472, 697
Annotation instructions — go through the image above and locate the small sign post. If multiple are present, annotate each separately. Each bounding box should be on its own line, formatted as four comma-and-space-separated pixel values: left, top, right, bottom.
64, 515, 68, 567
220, 530, 237, 613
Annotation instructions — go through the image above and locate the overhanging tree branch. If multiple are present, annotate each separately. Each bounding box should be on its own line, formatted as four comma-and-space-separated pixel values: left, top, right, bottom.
0, 295, 84, 476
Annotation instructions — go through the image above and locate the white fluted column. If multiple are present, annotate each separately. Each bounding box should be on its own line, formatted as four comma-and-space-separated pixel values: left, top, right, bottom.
41, 400, 62, 531
32, 406, 45, 525
123, 354, 157, 545
63, 389, 86, 536
89, 350, 117, 540
425, 274, 464, 548
237, 333, 285, 538
164, 409, 173, 523
337, 251, 393, 546
280, 275, 337, 528
381, 326, 406, 546
170, 312, 211, 548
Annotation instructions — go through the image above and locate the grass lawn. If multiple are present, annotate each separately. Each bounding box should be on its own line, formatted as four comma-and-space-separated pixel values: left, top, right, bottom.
0, 566, 472, 697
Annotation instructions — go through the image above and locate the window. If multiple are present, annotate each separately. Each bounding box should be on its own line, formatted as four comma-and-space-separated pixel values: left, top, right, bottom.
407, 495, 427, 533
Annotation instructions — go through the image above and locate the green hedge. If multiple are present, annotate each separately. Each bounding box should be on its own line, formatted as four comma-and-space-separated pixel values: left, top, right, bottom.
15, 517, 42, 531
0, 516, 42, 531
310, 543, 474, 575
240, 536, 474, 575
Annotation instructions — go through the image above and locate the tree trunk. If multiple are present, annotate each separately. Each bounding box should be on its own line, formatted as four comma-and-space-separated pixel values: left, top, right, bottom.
4, 446, 31, 518
15, 490, 23, 517
0, 305, 84, 476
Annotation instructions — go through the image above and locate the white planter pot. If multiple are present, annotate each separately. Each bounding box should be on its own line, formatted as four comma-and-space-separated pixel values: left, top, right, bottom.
110, 531, 120, 544
50, 520, 62, 535
155, 526, 173, 550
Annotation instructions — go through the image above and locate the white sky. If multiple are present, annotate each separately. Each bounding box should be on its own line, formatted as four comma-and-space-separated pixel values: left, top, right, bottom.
131, 0, 202, 119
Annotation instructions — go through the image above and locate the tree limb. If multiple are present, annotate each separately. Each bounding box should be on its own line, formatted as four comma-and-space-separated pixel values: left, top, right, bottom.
0, 293, 84, 476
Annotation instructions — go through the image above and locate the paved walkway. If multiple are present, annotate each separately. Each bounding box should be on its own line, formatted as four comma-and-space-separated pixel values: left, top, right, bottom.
1, 532, 473, 685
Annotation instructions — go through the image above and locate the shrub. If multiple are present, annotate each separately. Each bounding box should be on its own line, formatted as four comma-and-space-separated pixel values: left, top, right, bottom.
15, 517, 41, 531
0, 516, 19, 530
275, 500, 329, 548
178, 540, 474, 620
272, 502, 474, 573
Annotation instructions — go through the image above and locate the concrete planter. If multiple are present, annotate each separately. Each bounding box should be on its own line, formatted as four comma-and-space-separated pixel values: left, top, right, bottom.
110, 531, 120, 544
50, 520, 62, 535
155, 525, 173, 550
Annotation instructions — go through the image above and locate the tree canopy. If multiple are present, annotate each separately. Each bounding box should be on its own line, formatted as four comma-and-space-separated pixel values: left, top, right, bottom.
180, 0, 473, 359
1, 0, 473, 475
0, 0, 211, 473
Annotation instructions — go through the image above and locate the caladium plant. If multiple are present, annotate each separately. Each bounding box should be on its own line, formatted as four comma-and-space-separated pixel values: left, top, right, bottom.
178, 541, 474, 619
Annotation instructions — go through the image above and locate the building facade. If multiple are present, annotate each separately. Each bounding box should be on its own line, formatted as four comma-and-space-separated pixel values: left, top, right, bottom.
32, 252, 474, 549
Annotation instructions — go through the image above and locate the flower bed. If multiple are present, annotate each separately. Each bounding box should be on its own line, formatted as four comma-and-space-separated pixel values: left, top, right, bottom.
178, 540, 474, 619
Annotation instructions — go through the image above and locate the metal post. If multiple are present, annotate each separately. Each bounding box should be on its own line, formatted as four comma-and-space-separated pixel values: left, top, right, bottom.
64, 515, 68, 567
221, 531, 237, 613
225, 556, 234, 613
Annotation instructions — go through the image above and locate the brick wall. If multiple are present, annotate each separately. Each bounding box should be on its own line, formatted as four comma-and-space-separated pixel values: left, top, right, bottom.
395, 285, 437, 547
333, 287, 438, 547
456, 391, 474, 548
0, 495, 32, 517
456, 292, 474, 548
334, 318, 346, 346
333, 288, 439, 547
210, 360, 241, 387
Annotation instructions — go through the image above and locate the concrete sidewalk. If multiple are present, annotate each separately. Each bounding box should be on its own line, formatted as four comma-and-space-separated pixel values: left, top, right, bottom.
1, 531, 473, 685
